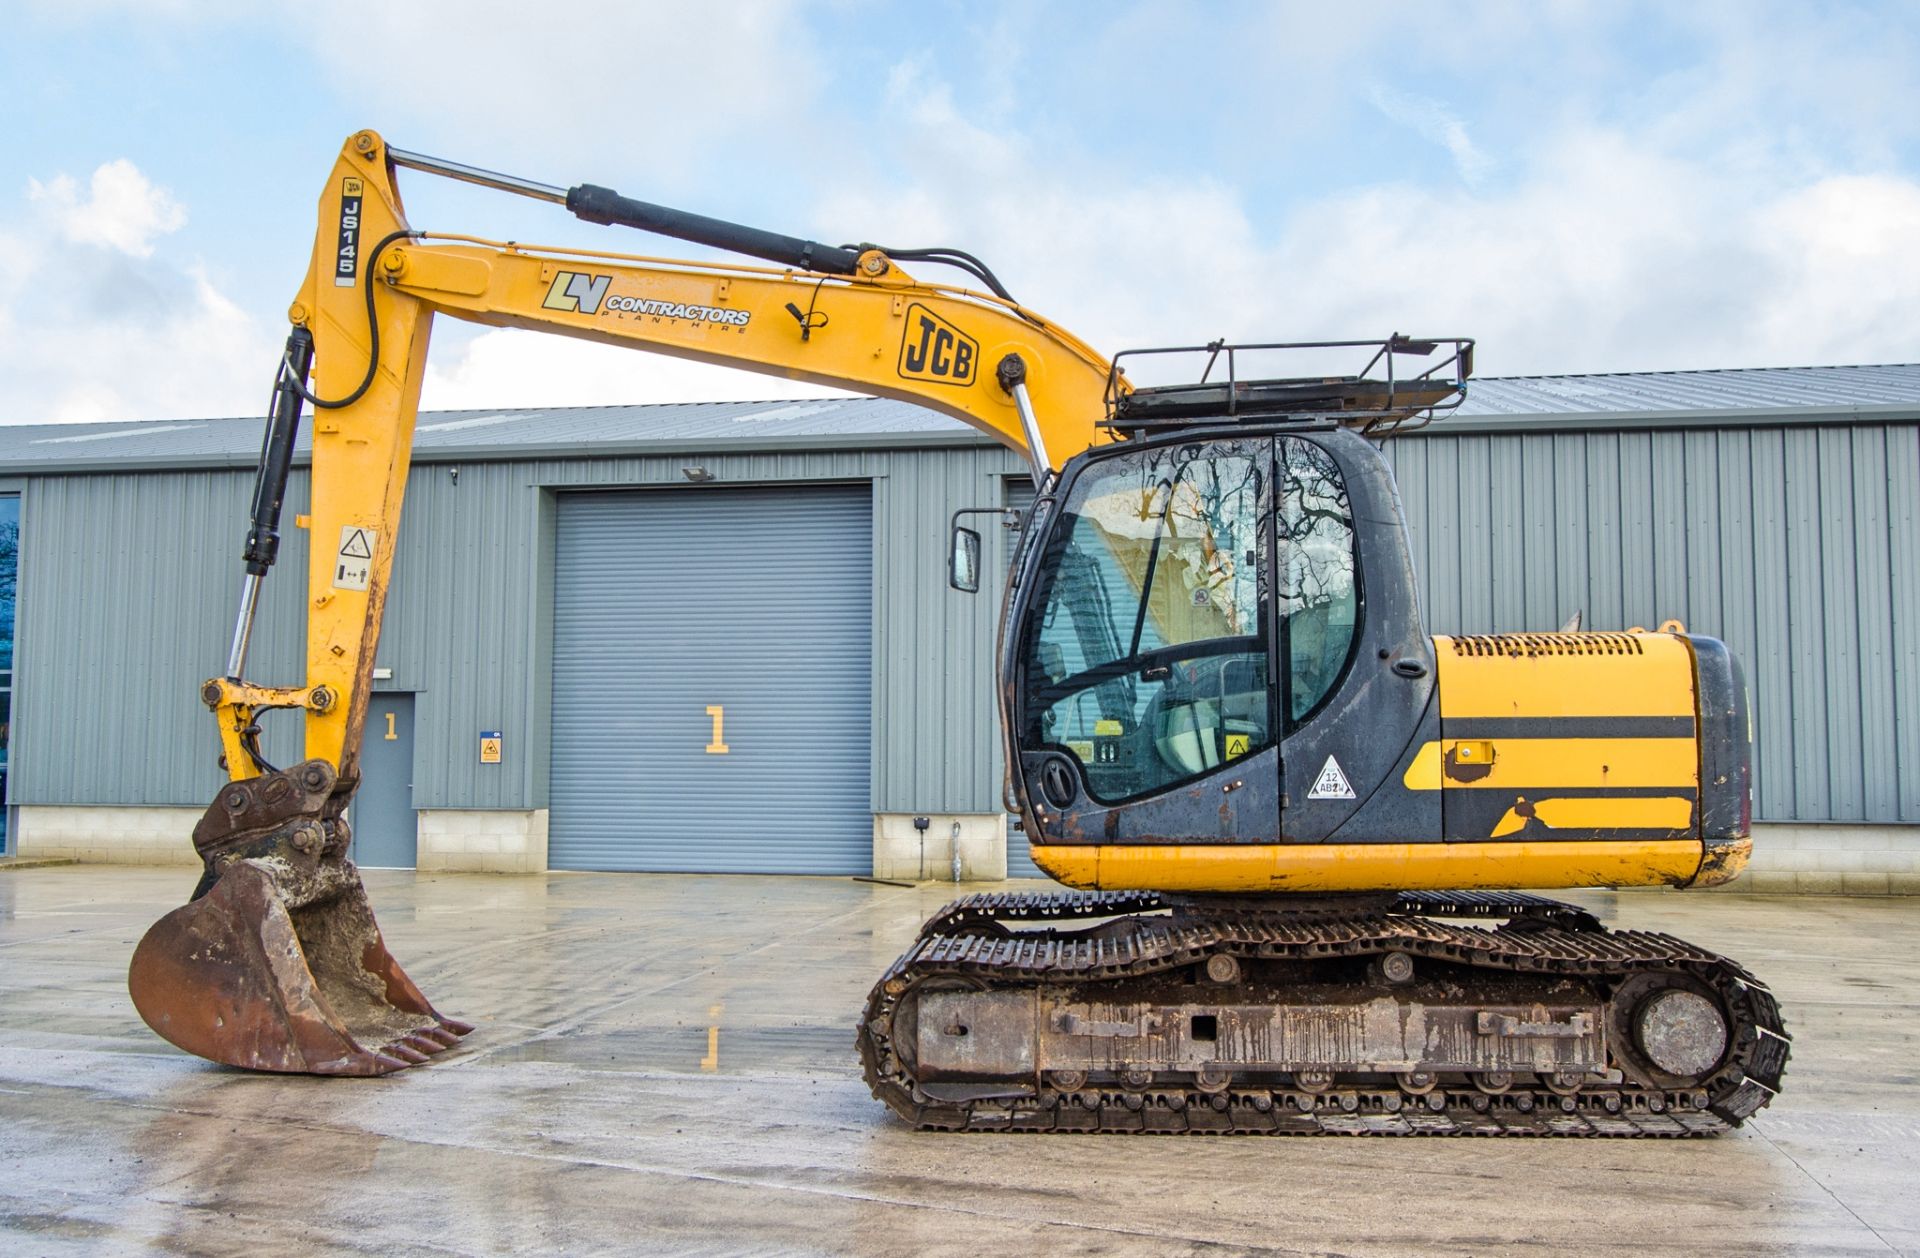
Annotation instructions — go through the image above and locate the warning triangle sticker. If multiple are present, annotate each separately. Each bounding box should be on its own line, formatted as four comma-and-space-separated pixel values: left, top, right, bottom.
340, 528, 374, 559
1308, 754, 1356, 800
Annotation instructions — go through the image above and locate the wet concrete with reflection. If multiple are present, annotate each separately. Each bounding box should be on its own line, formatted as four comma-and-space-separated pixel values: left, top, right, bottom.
2, 865, 1915, 1255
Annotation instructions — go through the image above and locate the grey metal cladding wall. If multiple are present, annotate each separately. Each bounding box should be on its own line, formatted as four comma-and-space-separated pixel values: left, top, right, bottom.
1387, 424, 1920, 824
549, 485, 872, 872
13, 439, 1026, 817
371, 457, 545, 811
14, 469, 309, 805
369, 443, 1024, 815
869, 445, 1028, 813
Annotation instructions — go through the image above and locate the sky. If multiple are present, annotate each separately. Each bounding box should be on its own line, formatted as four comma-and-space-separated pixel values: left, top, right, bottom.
2, 0, 1917, 424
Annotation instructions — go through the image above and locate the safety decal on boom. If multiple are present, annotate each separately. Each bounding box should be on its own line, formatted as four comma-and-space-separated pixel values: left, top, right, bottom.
1308, 754, 1356, 800
334, 526, 377, 592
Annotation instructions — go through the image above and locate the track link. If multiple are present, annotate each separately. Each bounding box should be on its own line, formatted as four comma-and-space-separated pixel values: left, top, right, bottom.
859, 891, 1788, 1136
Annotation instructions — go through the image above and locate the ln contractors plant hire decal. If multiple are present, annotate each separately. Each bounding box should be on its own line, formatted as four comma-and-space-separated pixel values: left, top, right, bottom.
543, 270, 752, 330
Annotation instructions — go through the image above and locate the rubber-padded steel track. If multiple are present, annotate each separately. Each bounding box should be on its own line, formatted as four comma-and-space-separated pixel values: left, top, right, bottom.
859, 891, 1788, 1135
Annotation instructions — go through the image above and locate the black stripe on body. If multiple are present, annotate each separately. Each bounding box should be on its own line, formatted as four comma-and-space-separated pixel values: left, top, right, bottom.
1440, 716, 1695, 740
1442, 789, 1694, 843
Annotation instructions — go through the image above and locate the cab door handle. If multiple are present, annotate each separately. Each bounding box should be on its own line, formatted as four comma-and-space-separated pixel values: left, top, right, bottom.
1392, 658, 1428, 679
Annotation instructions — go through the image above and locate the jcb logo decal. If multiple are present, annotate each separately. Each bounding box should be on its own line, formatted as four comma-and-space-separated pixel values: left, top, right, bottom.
543, 271, 612, 315
898, 304, 977, 386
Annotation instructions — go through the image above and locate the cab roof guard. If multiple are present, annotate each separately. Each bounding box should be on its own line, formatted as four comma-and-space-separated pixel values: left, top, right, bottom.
1103, 335, 1475, 440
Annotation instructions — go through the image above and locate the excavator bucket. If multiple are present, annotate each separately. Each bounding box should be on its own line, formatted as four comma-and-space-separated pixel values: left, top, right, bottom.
128, 760, 471, 1074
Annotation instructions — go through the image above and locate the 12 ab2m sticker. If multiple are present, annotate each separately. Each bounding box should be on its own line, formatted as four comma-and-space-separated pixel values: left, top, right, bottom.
898, 304, 978, 386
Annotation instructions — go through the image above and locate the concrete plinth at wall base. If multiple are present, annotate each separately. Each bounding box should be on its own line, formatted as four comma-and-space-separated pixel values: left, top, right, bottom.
8, 805, 555, 874
12, 806, 203, 866
873, 813, 1007, 882
1705, 823, 1920, 895
416, 809, 549, 873
13, 805, 1914, 894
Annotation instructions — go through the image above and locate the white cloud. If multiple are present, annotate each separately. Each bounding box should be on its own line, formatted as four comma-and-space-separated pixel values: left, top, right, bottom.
807, 65, 1920, 379
1367, 86, 1494, 185
10, 5, 1918, 430
0, 161, 273, 423
1262, 135, 1920, 374
27, 159, 187, 258
308, 0, 823, 188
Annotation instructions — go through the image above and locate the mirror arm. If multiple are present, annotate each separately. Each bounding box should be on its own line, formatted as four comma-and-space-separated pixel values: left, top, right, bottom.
948, 505, 1022, 594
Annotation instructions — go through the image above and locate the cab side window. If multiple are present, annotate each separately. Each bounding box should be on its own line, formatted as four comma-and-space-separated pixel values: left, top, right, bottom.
1277, 438, 1359, 724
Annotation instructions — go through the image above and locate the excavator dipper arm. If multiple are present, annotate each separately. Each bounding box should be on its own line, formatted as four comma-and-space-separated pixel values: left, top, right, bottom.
129, 130, 1117, 1075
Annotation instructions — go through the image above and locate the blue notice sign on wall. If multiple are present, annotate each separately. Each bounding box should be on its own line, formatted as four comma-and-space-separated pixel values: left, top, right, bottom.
479, 731, 503, 764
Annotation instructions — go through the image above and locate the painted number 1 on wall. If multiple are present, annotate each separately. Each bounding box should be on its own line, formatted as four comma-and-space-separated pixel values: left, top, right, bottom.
705, 706, 729, 754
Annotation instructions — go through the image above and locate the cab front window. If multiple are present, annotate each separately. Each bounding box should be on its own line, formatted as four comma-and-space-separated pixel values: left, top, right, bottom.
1023, 443, 1270, 803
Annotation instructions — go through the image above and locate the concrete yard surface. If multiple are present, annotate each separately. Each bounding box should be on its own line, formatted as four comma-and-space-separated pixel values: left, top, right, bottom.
1, 866, 1916, 1257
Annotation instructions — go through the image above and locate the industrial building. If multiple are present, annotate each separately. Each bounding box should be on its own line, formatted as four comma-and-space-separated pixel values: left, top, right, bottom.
1, 364, 1915, 891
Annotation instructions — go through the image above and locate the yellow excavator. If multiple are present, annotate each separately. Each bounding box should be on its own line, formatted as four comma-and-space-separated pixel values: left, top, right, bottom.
129, 131, 1786, 1135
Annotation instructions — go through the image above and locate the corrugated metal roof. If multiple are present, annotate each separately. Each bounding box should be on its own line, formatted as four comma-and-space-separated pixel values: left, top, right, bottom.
1456, 363, 1920, 416
0, 396, 960, 472
4, 363, 1918, 472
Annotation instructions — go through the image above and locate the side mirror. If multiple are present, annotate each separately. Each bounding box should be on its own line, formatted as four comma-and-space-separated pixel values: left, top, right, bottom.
949, 525, 983, 593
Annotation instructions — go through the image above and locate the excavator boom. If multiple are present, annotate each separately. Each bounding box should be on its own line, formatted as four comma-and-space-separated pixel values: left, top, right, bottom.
130, 130, 1116, 1074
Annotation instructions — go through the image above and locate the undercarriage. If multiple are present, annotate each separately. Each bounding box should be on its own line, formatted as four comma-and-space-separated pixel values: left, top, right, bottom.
858, 890, 1789, 1135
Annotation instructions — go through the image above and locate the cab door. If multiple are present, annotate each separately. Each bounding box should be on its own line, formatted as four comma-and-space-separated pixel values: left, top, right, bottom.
1014, 437, 1280, 845
1274, 431, 1438, 842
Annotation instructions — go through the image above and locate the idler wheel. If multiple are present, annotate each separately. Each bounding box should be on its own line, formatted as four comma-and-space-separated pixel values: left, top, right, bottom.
1634, 989, 1729, 1078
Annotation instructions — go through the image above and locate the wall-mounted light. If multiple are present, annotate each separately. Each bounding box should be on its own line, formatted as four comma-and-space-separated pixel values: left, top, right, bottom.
682, 466, 715, 483
448, 466, 460, 485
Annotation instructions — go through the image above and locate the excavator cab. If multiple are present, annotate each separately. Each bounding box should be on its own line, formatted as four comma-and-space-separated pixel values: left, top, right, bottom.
862, 342, 1787, 1134
1008, 424, 1433, 850
997, 338, 1465, 861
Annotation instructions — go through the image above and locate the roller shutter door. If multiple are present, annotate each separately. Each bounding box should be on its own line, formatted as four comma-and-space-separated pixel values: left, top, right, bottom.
550, 485, 873, 873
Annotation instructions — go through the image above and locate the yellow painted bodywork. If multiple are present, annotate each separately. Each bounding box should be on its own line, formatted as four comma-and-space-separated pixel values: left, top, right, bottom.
1029, 837, 1743, 892
1035, 631, 1725, 894
1432, 633, 1698, 719
209, 130, 1118, 781
1405, 735, 1697, 792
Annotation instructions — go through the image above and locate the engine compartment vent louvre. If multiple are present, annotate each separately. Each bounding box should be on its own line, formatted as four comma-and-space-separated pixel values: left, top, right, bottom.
1448, 633, 1649, 658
